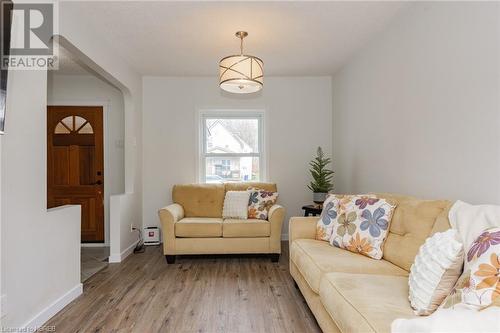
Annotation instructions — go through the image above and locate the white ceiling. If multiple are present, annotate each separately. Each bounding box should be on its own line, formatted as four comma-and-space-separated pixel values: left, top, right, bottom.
60, 1, 408, 76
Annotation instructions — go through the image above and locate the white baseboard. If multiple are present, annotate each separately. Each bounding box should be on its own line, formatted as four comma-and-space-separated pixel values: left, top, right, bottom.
108, 241, 137, 263
22, 283, 82, 330
281, 233, 289, 241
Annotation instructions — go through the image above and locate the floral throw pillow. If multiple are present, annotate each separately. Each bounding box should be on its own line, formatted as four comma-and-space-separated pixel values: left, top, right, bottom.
338, 195, 379, 212
329, 195, 396, 260
247, 188, 278, 220
441, 227, 500, 310
315, 194, 377, 241
316, 194, 340, 241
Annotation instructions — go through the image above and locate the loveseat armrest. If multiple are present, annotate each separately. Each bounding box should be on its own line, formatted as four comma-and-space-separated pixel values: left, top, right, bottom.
158, 203, 184, 254
288, 216, 318, 245
268, 204, 285, 254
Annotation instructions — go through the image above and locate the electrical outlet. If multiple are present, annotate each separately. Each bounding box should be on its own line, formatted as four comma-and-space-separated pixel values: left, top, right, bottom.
130, 224, 136, 232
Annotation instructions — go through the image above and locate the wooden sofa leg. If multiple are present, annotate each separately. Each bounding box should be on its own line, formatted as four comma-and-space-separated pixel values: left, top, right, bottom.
270, 254, 280, 262
165, 255, 176, 264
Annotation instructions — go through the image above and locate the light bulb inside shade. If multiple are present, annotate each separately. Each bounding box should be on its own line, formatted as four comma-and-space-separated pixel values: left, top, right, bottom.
220, 79, 262, 94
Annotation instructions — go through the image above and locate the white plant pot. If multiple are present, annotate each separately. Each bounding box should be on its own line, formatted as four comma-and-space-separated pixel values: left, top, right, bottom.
313, 192, 327, 204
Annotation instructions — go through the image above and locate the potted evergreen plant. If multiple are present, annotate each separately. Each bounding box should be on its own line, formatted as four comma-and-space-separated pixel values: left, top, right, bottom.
308, 147, 334, 204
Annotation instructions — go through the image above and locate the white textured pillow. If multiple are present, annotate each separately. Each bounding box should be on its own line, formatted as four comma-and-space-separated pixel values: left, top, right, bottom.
409, 229, 464, 315
222, 191, 250, 219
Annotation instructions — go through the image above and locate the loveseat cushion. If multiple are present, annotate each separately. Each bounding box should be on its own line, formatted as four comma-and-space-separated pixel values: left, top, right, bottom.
319, 272, 415, 333
175, 217, 223, 237
222, 219, 270, 237
173, 184, 225, 218
290, 239, 408, 293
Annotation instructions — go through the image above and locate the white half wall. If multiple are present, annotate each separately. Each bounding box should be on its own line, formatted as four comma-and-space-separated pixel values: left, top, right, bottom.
332, 2, 500, 204
47, 74, 126, 246
142, 77, 333, 237
1, 68, 81, 327
109, 193, 140, 263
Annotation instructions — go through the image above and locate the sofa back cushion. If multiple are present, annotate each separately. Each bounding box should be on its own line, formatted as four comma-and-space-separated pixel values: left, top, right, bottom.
224, 182, 277, 193
377, 193, 452, 271
173, 184, 225, 217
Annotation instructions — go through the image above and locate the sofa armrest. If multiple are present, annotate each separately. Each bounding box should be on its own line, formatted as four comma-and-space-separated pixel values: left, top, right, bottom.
288, 216, 318, 245
268, 204, 285, 254
158, 203, 184, 254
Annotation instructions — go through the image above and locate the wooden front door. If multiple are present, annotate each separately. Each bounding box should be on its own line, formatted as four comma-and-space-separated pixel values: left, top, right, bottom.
47, 106, 104, 243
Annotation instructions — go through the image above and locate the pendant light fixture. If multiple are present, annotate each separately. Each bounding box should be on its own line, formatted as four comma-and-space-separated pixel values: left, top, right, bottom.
219, 31, 263, 94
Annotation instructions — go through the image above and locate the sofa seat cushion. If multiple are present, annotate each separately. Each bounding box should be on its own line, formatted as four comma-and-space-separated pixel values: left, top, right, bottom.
290, 239, 408, 293
175, 218, 222, 237
319, 272, 415, 333
222, 219, 270, 237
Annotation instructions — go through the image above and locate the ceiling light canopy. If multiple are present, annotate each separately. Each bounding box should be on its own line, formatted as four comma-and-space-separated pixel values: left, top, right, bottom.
219, 31, 263, 94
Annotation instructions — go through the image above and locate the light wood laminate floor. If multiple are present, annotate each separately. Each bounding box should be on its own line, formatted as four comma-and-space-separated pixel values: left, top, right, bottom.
46, 242, 321, 333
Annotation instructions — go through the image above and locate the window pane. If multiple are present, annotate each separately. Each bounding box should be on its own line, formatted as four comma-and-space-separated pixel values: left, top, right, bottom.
54, 122, 70, 134
61, 116, 73, 130
78, 122, 94, 134
205, 157, 259, 183
205, 118, 259, 153
74, 116, 86, 130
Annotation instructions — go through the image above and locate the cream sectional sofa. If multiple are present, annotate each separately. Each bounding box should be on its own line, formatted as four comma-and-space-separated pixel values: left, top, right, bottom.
158, 182, 285, 263
289, 194, 453, 333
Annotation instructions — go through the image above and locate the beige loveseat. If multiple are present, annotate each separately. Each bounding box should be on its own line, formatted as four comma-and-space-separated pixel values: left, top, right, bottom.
289, 194, 453, 333
158, 182, 285, 264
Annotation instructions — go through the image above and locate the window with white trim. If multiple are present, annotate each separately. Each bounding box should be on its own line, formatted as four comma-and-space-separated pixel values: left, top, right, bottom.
200, 111, 264, 183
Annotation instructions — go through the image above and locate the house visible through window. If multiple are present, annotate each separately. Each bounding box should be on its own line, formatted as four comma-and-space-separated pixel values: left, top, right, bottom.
200, 111, 264, 183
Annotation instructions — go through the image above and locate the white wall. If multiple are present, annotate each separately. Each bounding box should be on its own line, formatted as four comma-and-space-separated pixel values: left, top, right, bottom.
332, 2, 500, 204
0, 2, 144, 328
47, 74, 126, 245
143, 77, 333, 237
